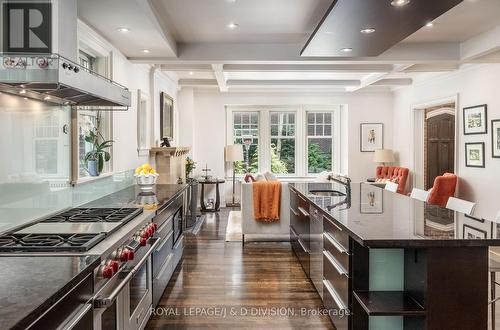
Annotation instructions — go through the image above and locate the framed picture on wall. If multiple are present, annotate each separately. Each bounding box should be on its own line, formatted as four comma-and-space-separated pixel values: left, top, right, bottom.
360, 123, 383, 152
360, 183, 383, 214
160, 92, 174, 140
465, 142, 485, 168
463, 224, 487, 239
492, 120, 500, 158
463, 104, 487, 135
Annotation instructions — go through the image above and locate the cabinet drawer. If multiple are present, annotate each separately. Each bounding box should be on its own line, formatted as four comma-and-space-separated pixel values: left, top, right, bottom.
153, 230, 174, 277
324, 217, 349, 253
323, 251, 349, 305
153, 252, 175, 307
323, 279, 349, 330
323, 232, 349, 272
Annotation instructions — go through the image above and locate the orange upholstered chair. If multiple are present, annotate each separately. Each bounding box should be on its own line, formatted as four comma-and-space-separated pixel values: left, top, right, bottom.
375, 166, 409, 194
427, 173, 457, 207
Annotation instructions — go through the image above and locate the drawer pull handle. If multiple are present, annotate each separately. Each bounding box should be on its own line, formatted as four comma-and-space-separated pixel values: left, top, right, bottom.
155, 253, 173, 280
155, 230, 173, 252
290, 208, 299, 216
325, 217, 343, 232
323, 279, 347, 310
324, 232, 348, 255
298, 207, 309, 217
290, 226, 298, 237
323, 250, 348, 277
298, 238, 310, 254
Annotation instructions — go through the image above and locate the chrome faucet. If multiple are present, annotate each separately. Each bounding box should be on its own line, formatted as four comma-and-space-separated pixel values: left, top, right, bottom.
326, 173, 351, 211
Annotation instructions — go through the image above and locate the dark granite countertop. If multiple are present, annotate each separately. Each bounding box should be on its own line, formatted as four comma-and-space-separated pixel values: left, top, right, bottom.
0, 255, 100, 330
290, 182, 500, 248
82, 184, 188, 215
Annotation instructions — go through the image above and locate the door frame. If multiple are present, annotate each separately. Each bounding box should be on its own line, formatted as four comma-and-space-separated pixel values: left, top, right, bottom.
409, 94, 459, 191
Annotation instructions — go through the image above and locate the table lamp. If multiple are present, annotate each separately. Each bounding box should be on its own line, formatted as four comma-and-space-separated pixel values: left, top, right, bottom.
225, 144, 244, 207
373, 149, 395, 166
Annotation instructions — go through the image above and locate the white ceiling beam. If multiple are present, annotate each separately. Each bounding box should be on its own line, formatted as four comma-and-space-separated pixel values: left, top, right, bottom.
128, 42, 460, 64
223, 64, 392, 73
346, 64, 413, 92
372, 78, 413, 86
179, 79, 218, 87
227, 80, 361, 87
159, 64, 213, 72
135, 0, 178, 57
212, 64, 228, 92
461, 24, 500, 62
403, 63, 459, 72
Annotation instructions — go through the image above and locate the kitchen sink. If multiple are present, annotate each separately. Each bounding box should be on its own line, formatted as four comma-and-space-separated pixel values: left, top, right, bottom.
309, 189, 345, 197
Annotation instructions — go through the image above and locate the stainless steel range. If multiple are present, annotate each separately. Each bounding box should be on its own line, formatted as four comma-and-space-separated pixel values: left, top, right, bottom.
0, 206, 158, 330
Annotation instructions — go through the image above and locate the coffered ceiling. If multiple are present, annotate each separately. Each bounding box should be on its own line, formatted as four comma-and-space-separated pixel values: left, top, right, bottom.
77, 0, 500, 92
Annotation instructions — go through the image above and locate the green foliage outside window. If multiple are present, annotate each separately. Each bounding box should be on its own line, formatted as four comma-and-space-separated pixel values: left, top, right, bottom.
308, 142, 332, 174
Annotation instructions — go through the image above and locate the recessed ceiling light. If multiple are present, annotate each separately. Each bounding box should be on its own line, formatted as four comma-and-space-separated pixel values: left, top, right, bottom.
189, 71, 194, 75
391, 0, 410, 7
142, 49, 150, 53
228, 22, 239, 29
23, 97, 28, 100
425, 21, 434, 27
44, 95, 51, 100
361, 28, 376, 34
341, 48, 353, 53
117, 27, 130, 33
19, 89, 26, 94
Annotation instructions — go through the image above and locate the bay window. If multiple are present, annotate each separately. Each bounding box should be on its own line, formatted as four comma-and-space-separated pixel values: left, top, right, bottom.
227, 105, 340, 177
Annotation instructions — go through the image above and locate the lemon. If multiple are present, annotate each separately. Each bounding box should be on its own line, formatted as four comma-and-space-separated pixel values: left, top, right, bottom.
150, 169, 156, 174
135, 167, 141, 174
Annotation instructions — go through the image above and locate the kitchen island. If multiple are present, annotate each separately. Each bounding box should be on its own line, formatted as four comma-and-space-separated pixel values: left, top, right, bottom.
290, 182, 497, 330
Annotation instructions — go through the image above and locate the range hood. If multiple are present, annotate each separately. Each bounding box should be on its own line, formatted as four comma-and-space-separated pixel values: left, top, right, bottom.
0, 53, 131, 110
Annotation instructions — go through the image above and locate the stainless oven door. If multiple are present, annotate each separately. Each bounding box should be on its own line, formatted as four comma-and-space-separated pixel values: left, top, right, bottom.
94, 238, 159, 330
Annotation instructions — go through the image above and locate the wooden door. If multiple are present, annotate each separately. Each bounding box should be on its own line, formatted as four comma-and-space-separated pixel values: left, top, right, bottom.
426, 113, 455, 189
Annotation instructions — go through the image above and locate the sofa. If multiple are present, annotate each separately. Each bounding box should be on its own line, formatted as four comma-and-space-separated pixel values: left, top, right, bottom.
241, 181, 290, 243
376, 166, 409, 194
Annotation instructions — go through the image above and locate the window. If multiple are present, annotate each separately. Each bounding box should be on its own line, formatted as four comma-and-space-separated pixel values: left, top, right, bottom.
307, 112, 333, 174
233, 112, 259, 174
137, 90, 150, 154
227, 106, 339, 177
270, 112, 295, 174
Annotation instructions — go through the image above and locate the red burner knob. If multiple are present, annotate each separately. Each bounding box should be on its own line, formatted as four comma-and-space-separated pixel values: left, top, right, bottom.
140, 237, 147, 246
109, 260, 119, 273
120, 249, 130, 262
152, 223, 158, 231
141, 229, 150, 239
128, 250, 135, 260
102, 266, 114, 279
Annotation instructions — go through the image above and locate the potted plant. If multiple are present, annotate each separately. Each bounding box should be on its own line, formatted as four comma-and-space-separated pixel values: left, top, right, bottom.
185, 157, 196, 181
83, 128, 113, 177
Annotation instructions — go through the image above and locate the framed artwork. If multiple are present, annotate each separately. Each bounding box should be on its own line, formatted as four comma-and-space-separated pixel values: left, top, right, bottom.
360, 183, 383, 214
463, 104, 487, 135
492, 120, 500, 158
160, 92, 174, 140
463, 224, 487, 239
465, 142, 485, 168
360, 123, 383, 152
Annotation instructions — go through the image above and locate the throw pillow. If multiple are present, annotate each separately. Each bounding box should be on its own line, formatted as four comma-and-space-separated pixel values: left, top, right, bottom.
254, 173, 267, 182
263, 171, 278, 182
244, 174, 255, 183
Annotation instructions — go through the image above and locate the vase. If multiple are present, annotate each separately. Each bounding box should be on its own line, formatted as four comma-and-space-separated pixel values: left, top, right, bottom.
87, 160, 100, 177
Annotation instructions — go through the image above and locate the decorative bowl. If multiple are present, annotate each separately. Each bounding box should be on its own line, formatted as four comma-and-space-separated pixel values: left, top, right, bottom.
135, 173, 159, 191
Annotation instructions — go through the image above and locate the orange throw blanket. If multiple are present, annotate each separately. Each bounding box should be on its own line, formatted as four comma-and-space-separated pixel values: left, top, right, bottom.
252, 181, 281, 222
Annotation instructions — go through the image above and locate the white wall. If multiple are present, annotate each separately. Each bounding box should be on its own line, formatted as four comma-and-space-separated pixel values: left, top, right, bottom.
393, 64, 500, 220
183, 90, 393, 203
78, 21, 179, 173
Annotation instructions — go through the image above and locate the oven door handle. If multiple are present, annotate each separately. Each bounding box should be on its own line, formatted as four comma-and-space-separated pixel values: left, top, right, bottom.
94, 238, 160, 309
55, 303, 92, 330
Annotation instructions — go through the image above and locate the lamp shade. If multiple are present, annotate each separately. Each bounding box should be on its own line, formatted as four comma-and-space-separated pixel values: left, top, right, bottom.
225, 144, 244, 162
373, 149, 395, 163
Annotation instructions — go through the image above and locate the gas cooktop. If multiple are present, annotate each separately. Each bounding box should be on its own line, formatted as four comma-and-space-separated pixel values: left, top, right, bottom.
0, 233, 106, 252
0, 207, 143, 253
41, 208, 142, 223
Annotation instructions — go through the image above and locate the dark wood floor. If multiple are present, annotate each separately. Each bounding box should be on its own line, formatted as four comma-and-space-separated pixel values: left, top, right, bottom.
146, 208, 334, 330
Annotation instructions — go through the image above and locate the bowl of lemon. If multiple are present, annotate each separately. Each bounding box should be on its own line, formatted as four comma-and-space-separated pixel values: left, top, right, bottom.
134, 164, 159, 191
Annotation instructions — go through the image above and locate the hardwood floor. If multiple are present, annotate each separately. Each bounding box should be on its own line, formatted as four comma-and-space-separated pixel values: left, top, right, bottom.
146, 208, 334, 330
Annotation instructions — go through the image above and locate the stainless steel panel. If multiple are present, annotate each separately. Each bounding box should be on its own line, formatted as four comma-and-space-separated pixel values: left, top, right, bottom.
173, 235, 184, 266
17, 223, 121, 234
152, 230, 174, 277
309, 205, 323, 297
323, 251, 349, 304
322, 279, 349, 330
324, 217, 349, 253
323, 232, 349, 272
152, 252, 174, 307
